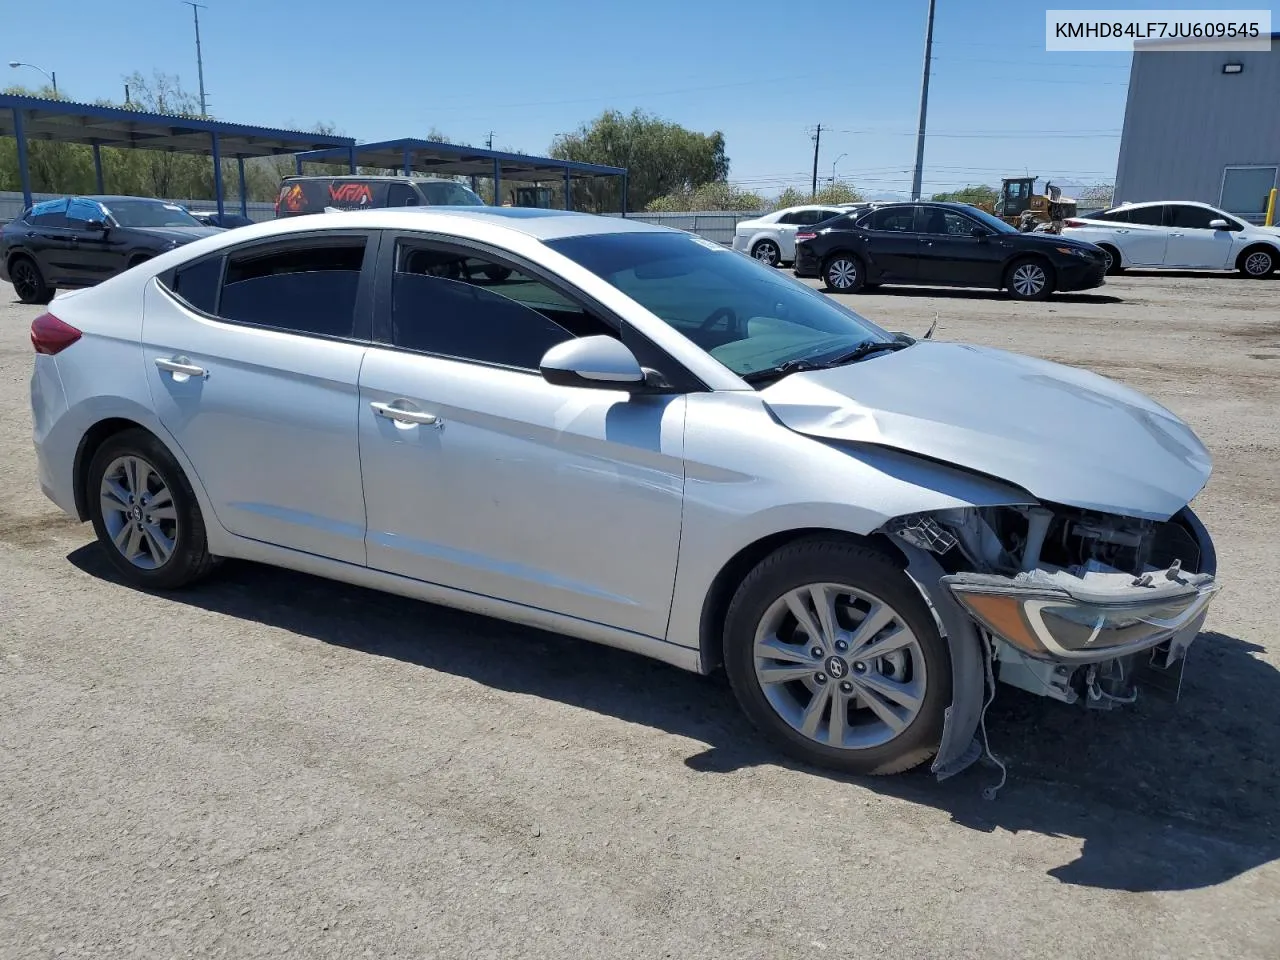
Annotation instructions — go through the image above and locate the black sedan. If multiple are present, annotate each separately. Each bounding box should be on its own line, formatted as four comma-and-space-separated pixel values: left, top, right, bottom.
189, 210, 256, 229
1, 195, 223, 304
793, 201, 1107, 300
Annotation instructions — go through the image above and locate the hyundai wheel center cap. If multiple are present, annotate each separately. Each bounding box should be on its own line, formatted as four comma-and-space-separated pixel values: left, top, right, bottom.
825, 656, 849, 680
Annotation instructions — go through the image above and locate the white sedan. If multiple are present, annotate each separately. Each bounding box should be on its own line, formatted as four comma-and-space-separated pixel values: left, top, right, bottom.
1061, 200, 1279, 277
732, 205, 862, 266
28, 207, 1220, 779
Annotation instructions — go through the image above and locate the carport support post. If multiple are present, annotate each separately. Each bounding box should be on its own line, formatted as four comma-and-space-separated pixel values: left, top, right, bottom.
237, 157, 248, 217
211, 132, 225, 216
564, 168, 571, 211
13, 109, 32, 210
621, 172, 628, 217
348, 146, 357, 174
493, 158, 502, 207
403, 146, 411, 176
92, 144, 105, 193
295, 155, 303, 175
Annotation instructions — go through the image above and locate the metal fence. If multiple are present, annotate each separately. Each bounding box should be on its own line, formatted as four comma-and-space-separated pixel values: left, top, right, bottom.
0, 191, 277, 224
604, 210, 762, 245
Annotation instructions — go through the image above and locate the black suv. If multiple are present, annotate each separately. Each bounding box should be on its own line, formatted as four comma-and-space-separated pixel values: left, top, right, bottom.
793, 201, 1107, 301
2, 195, 222, 304
275, 175, 485, 217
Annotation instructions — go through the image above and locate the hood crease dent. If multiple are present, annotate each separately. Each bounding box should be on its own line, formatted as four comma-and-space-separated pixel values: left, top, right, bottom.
760, 342, 1211, 521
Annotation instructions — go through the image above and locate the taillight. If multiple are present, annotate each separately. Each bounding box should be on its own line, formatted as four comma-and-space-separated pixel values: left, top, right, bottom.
1064, 219, 1085, 228
796, 231, 817, 242
30, 312, 82, 355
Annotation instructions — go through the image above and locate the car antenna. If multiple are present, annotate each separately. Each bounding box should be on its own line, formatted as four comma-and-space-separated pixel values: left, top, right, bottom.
923, 313, 938, 340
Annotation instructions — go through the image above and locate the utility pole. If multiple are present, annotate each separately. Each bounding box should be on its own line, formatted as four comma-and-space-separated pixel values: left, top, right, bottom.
810, 123, 822, 199
183, 1, 209, 116
486, 131, 494, 150
910, 0, 937, 201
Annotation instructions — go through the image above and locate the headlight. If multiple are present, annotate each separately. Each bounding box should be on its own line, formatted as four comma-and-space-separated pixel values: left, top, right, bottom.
945, 575, 1219, 662
1055, 246, 1095, 259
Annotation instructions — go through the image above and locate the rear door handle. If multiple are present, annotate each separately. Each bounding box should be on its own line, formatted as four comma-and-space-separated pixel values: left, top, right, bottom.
154, 356, 208, 379
370, 400, 441, 427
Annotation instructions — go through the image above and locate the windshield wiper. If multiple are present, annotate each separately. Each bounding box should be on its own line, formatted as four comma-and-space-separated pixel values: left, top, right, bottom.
740, 339, 911, 386
740, 357, 833, 385
823, 338, 912, 366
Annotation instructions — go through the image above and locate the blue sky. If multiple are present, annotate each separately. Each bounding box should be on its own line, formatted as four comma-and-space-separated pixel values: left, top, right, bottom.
1, 0, 1260, 197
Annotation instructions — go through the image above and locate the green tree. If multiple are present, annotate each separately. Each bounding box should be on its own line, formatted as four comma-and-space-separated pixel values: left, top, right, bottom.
550, 108, 729, 213
646, 181, 765, 213
930, 184, 998, 206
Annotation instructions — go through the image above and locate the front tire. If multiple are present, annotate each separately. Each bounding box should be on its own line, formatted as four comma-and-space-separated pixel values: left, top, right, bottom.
1239, 247, 1275, 278
752, 240, 781, 267
1006, 257, 1054, 300
722, 538, 951, 776
87, 429, 216, 590
9, 255, 53, 304
823, 254, 865, 293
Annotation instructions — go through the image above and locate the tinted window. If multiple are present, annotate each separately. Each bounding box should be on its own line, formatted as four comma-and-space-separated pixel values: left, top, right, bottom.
1126, 205, 1165, 226
169, 256, 224, 314
387, 183, 419, 207
66, 198, 105, 227
862, 207, 917, 232
416, 181, 485, 206
546, 231, 890, 379
218, 239, 366, 337
819, 209, 845, 222
1094, 208, 1130, 222
27, 198, 68, 228
101, 199, 202, 227
1168, 205, 1219, 229
391, 242, 612, 369
776, 212, 803, 225
917, 208, 978, 236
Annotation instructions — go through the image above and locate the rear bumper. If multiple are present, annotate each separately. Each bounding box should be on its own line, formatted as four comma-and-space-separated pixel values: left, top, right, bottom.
793, 245, 821, 277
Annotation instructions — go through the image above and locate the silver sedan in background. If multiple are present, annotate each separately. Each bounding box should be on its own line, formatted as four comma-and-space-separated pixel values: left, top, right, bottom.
28, 208, 1219, 779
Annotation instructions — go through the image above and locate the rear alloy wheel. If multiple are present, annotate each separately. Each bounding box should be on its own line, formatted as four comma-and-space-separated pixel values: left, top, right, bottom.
1241, 248, 1275, 278
87, 429, 216, 590
723, 539, 950, 775
10, 256, 53, 305
823, 255, 865, 293
1099, 244, 1123, 275
1007, 258, 1053, 300
752, 240, 781, 267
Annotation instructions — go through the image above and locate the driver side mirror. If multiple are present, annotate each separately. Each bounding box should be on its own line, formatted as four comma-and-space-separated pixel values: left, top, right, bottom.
1208, 218, 1231, 230
83, 219, 107, 232
540, 336, 646, 391
970, 227, 991, 238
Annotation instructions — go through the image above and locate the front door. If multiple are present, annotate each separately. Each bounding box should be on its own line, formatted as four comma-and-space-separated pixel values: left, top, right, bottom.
64, 198, 126, 284
914, 206, 1006, 286
141, 232, 376, 565
1162, 204, 1237, 269
357, 235, 687, 638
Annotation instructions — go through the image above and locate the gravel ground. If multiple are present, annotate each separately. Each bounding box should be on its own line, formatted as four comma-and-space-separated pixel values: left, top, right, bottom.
1, 271, 1278, 959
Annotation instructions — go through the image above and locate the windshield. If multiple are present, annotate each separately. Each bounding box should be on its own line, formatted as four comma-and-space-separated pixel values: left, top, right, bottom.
960, 205, 1018, 234
419, 181, 485, 206
546, 231, 891, 377
103, 199, 203, 228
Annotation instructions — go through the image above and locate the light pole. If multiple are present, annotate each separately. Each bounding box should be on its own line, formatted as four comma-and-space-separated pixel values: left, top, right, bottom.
830, 153, 847, 187
8, 61, 57, 97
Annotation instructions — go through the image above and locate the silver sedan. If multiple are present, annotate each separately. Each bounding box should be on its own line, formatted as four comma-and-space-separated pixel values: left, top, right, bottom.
28, 207, 1220, 778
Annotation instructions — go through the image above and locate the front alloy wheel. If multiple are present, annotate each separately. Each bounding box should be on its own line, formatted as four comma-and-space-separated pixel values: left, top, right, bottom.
1243, 250, 1274, 277
1008, 260, 1051, 300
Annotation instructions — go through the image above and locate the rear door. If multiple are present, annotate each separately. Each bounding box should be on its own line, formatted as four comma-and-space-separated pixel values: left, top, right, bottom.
1111, 205, 1169, 265
143, 231, 377, 564
857, 206, 921, 280
21, 199, 73, 281
1163, 204, 1237, 269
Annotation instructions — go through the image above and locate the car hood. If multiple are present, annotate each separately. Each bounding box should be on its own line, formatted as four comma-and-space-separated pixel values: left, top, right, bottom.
1015, 231, 1100, 252
760, 341, 1211, 520
129, 226, 225, 242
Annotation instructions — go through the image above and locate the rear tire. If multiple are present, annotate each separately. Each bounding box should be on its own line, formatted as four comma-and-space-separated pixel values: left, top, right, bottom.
722, 537, 950, 776
9, 255, 53, 304
1099, 244, 1124, 275
752, 240, 781, 267
822, 253, 865, 293
1005, 256, 1054, 300
87, 429, 216, 590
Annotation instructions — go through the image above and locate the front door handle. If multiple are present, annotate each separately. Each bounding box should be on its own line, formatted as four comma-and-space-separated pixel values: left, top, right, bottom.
154, 356, 208, 380
370, 400, 441, 427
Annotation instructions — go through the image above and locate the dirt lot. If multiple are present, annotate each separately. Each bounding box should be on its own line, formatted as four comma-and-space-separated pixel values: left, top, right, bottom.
1, 271, 1278, 958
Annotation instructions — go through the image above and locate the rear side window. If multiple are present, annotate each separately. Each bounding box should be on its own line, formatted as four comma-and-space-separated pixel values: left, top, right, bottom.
1126, 206, 1165, 226
169, 256, 224, 314
387, 183, 419, 207
1094, 209, 1129, 222
217, 238, 367, 337
860, 207, 917, 232
27, 198, 68, 228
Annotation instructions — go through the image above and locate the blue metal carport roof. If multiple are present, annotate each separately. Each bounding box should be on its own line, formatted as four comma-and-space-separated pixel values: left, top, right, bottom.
0, 93, 358, 216
295, 137, 630, 212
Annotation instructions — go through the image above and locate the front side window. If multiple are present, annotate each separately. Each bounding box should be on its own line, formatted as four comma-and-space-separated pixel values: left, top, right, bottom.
917, 208, 978, 236
27, 198, 68, 228
546, 231, 891, 378
101, 199, 202, 228
389, 241, 613, 369
1168, 205, 1219, 230
217, 237, 367, 337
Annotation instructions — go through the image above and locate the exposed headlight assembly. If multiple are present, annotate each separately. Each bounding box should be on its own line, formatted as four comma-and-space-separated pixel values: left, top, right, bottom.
1055, 246, 1096, 259
943, 569, 1219, 662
